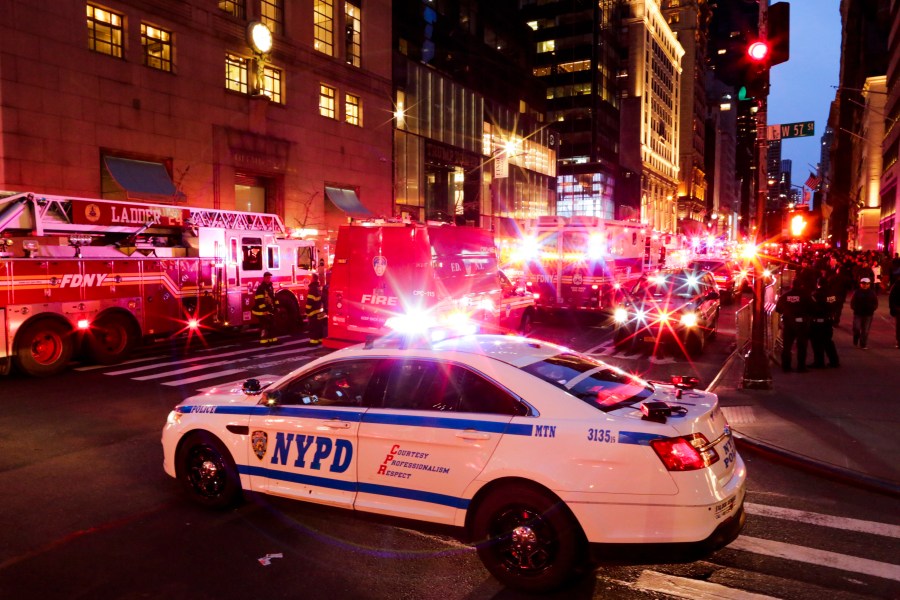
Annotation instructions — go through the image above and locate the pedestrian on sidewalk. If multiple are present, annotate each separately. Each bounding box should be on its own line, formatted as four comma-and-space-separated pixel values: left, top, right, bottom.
775, 277, 815, 372
850, 277, 878, 349
889, 278, 900, 349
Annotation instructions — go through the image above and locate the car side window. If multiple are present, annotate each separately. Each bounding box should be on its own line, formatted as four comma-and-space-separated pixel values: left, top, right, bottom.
277, 360, 376, 407
380, 360, 526, 416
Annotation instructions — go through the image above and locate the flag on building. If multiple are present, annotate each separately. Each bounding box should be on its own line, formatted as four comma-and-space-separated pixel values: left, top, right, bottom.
805, 172, 820, 189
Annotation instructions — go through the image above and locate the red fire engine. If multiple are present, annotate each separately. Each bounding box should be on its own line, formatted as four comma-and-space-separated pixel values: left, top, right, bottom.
0, 192, 318, 376
325, 221, 535, 348
520, 215, 653, 315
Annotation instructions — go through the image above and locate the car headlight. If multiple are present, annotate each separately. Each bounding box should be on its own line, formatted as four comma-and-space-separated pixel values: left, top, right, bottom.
166, 410, 182, 426
635, 309, 647, 322
657, 311, 671, 323
680, 312, 699, 327
613, 307, 629, 323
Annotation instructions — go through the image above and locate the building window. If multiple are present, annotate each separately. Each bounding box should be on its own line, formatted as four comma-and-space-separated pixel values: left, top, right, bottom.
87, 4, 124, 58
218, 0, 246, 19
536, 40, 555, 54
344, 2, 361, 67
345, 93, 362, 126
141, 24, 173, 72
319, 84, 336, 118
226, 53, 249, 94
261, 65, 283, 103
314, 0, 334, 56
260, 0, 284, 35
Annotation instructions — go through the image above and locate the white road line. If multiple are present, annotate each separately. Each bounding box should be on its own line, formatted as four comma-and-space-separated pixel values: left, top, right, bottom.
102, 339, 309, 375
162, 368, 248, 387
583, 341, 609, 355
728, 535, 900, 582
745, 503, 900, 538
129, 345, 320, 381
73, 354, 168, 371
627, 569, 780, 600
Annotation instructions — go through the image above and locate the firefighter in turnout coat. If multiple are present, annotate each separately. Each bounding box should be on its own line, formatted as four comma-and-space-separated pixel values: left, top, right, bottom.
252, 272, 279, 344
306, 273, 326, 345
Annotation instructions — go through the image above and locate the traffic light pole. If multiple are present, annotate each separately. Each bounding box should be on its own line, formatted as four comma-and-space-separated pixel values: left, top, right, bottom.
742, 1, 773, 390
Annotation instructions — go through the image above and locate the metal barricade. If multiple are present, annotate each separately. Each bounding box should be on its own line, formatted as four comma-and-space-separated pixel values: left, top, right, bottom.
735, 269, 787, 359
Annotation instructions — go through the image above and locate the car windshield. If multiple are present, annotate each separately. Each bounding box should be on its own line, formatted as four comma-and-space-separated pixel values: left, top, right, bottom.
521, 353, 653, 411
631, 272, 703, 299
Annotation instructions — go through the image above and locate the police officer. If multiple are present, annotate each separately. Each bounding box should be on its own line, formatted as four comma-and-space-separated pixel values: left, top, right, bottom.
809, 277, 840, 368
305, 273, 326, 345
775, 277, 814, 372
252, 272, 279, 344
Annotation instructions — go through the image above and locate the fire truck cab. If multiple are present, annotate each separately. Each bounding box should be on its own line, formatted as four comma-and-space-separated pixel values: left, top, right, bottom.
0, 192, 317, 376
325, 221, 535, 348
521, 215, 649, 315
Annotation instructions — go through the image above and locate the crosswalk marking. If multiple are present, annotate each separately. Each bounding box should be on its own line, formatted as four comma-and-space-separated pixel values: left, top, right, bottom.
131, 359, 239, 381
73, 354, 169, 371
628, 569, 780, 600
728, 535, 900, 582
745, 502, 900, 538
162, 368, 249, 387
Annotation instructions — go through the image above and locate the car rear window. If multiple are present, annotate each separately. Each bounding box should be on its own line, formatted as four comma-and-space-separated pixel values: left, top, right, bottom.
632, 273, 703, 299
521, 354, 653, 412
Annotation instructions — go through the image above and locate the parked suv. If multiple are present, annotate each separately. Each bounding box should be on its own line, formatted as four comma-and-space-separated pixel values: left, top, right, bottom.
612, 268, 721, 355
687, 258, 742, 303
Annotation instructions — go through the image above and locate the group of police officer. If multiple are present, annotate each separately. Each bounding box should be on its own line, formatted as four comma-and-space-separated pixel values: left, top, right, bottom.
775, 269, 843, 372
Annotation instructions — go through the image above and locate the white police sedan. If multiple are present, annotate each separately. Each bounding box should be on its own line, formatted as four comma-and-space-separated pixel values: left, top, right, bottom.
162, 333, 746, 592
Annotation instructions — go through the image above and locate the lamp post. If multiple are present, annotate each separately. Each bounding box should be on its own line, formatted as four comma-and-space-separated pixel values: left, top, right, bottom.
742, 0, 773, 390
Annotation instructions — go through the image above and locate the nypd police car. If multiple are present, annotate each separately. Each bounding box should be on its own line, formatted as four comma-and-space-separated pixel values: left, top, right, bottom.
162, 333, 746, 592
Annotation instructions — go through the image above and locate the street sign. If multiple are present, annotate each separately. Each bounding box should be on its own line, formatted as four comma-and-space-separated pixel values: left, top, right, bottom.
767, 121, 815, 141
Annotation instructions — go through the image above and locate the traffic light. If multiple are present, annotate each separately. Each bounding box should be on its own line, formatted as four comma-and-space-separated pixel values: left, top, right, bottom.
738, 39, 770, 100
768, 2, 790, 66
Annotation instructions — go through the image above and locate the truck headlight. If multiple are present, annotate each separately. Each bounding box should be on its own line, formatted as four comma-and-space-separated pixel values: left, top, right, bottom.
613, 307, 628, 323
680, 312, 699, 327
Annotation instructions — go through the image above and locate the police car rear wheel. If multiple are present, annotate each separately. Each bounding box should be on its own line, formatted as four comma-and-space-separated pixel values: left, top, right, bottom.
177, 432, 242, 509
473, 484, 586, 593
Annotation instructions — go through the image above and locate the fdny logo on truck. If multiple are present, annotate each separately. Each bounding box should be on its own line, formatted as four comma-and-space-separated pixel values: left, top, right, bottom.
373, 256, 387, 277
56, 273, 109, 288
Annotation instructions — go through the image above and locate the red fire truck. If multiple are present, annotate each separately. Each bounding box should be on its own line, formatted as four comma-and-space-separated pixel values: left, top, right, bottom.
325, 221, 535, 348
520, 215, 652, 315
0, 192, 318, 376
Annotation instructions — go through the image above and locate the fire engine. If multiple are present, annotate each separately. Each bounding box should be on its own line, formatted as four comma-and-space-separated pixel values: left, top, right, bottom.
519, 215, 653, 315
325, 221, 535, 348
0, 192, 318, 377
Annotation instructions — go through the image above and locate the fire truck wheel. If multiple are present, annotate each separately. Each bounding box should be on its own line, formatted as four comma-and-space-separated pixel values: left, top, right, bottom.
15, 318, 74, 377
275, 292, 302, 334
518, 310, 534, 335
86, 313, 139, 365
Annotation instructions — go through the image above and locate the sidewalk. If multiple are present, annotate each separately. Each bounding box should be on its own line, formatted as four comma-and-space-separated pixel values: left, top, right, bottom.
708, 300, 900, 497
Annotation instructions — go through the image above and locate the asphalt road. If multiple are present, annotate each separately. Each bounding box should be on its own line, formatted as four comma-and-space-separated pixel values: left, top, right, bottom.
1, 299, 898, 599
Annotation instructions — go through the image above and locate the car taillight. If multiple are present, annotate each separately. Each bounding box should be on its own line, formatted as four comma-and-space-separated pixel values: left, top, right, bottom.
650, 433, 719, 471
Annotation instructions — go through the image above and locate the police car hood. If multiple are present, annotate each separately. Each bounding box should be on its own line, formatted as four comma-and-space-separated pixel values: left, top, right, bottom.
177, 375, 282, 407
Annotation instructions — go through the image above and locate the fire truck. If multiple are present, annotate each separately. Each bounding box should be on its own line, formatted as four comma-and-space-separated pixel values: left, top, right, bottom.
520, 215, 652, 315
325, 221, 535, 348
0, 192, 318, 376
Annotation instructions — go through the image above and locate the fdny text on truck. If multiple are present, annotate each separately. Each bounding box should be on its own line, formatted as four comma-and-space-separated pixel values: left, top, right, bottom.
0, 192, 318, 377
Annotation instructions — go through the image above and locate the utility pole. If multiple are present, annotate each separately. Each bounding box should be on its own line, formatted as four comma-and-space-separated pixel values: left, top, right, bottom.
742, 0, 773, 389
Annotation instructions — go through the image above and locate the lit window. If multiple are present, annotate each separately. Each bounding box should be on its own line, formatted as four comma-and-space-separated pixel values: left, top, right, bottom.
345, 93, 362, 126
537, 40, 555, 53
261, 65, 283, 103
260, 0, 284, 35
314, 0, 334, 56
226, 53, 249, 94
218, 0, 246, 19
319, 84, 336, 118
344, 2, 361, 67
87, 4, 124, 58
142, 24, 173, 72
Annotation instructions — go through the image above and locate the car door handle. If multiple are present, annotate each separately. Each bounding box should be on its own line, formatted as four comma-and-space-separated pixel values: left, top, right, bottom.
323, 420, 352, 429
456, 430, 491, 440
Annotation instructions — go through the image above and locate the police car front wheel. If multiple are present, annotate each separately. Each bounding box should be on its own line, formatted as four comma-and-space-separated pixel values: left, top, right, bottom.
176, 432, 242, 509
472, 484, 588, 593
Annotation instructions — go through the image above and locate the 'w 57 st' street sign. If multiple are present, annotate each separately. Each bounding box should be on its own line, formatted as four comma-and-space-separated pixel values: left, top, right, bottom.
767, 121, 815, 140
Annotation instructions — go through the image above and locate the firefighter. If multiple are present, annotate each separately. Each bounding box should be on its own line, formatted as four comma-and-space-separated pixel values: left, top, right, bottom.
252, 272, 279, 344
306, 273, 326, 345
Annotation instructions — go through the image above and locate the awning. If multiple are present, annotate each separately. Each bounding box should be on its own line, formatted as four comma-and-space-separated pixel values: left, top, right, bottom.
325, 186, 375, 218
105, 157, 177, 197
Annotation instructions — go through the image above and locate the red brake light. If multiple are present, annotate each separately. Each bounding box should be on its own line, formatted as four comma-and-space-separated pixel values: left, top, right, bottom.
650, 433, 719, 471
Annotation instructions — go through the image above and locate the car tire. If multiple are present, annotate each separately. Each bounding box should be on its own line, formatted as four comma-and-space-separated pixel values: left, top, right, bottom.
686, 328, 705, 355
176, 431, 243, 509
472, 483, 587, 593
518, 310, 534, 335
15, 318, 75, 377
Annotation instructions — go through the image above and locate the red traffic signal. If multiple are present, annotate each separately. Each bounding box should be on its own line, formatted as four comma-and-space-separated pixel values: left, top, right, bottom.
747, 41, 769, 62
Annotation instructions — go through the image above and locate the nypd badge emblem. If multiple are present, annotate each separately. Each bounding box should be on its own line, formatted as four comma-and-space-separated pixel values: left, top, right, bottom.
252, 430, 268, 460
